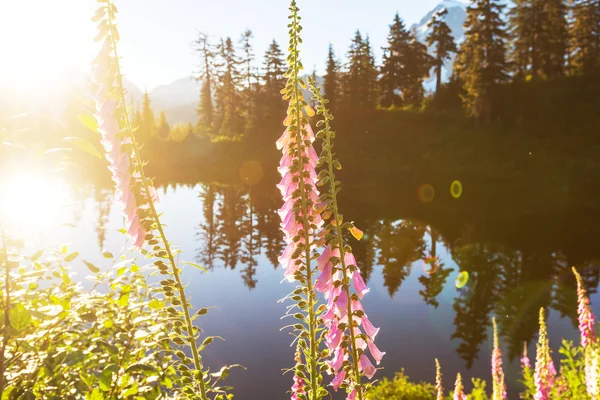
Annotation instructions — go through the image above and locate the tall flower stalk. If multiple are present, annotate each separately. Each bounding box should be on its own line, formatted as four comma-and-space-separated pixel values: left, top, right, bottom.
435, 359, 443, 400
308, 79, 383, 399
573, 267, 599, 397
91, 2, 231, 398
453, 373, 466, 400
278, 2, 325, 399
491, 317, 506, 400
534, 308, 556, 400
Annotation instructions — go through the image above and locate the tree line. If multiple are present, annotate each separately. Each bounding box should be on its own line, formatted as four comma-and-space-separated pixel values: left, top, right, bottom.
132, 0, 600, 144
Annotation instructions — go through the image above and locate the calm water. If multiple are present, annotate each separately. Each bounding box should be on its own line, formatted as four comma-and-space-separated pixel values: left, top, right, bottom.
1, 165, 599, 399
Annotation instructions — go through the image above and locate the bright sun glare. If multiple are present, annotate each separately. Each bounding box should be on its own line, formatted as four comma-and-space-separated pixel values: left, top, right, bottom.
0, 1, 93, 91
0, 169, 68, 232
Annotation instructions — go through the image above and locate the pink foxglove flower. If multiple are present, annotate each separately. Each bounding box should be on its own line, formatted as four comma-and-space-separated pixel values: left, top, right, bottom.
534, 308, 556, 400
291, 375, 305, 400
573, 267, 595, 347
92, 39, 146, 248
521, 342, 531, 372
453, 373, 467, 400
358, 354, 376, 379
435, 359, 443, 400
491, 318, 507, 400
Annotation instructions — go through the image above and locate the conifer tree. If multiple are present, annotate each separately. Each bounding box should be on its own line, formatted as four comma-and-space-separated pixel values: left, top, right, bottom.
214, 37, 243, 140
194, 32, 215, 133
323, 44, 340, 113
239, 29, 256, 136
139, 91, 155, 142
455, 0, 508, 122
361, 36, 379, 109
261, 40, 287, 121
509, 0, 568, 80
569, 0, 600, 75
342, 30, 378, 110
342, 30, 365, 110
380, 14, 432, 108
427, 9, 458, 94
155, 111, 170, 141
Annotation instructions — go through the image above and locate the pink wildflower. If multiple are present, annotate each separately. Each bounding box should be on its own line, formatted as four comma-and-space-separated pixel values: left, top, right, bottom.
435, 359, 443, 400
573, 267, 595, 347
291, 375, 305, 400
92, 39, 146, 248
521, 342, 531, 372
534, 308, 556, 400
453, 373, 467, 400
358, 354, 376, 379
331, 370, 346, 391
491, 318, 506, 400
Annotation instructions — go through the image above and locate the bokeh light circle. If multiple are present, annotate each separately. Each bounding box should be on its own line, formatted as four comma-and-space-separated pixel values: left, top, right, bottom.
451, 180, 463, 199
239, 160, 264, 185
455, 271, 469, 289
418, 184, 435, 203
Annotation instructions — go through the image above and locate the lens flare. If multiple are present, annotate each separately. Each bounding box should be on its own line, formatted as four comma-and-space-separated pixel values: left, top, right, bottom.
455, 271, 469, 289
418, 184, 435, 203
0, 168, 69, 233
451, 180, 463, 199
239, 160, 264, 185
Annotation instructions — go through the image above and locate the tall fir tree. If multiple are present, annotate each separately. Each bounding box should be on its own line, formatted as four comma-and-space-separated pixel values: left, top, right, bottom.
342, 30, 378, 110
194, 32, 215, 134
427, 9, 458, 94
261, 40, 287, 122
569, 0, 600, 75
139, 91, 155, 142
239, 29, 257, 136
380, 14, 432, 108
509, 0, 568, 80
323, 44, 340, 114
155, 111, 170, 141
454, 0, 508, 122
214, 37, 243, 140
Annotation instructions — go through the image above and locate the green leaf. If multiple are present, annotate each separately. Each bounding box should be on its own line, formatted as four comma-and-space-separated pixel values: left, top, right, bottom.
64, 137, 103, 159
84, 260, 100, 274
99, 364, 118, 391
181, 261, 208, 272
9, 304, 32, 331
117, 292, 130, 307
125, 363, 159, 375
77, 115, 99, 133
30, 249, 44, 261
64, 252, 79, 262
148, 298, 163, 310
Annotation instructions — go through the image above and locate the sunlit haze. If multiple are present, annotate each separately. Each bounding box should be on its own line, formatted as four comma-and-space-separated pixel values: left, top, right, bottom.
0, 0, 444, 91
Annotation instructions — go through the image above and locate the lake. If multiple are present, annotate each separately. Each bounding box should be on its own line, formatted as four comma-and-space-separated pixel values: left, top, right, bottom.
1, 161, 598, 399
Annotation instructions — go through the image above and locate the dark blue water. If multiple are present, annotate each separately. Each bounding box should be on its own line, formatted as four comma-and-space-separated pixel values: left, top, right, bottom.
5, 174, 598, 399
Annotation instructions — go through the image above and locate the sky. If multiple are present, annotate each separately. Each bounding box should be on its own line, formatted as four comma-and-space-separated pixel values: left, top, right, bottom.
0, 0, 446, 91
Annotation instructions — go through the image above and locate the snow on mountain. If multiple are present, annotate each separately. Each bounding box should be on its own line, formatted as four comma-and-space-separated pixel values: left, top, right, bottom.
411, 0, 468, 91
123, 0, 470, 123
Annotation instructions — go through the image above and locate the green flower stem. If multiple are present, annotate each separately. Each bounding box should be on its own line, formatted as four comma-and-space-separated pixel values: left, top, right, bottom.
310, 84, 363, 399
289, 4, 319, 398
0, 228, 9, 397
105, 4, 207, 398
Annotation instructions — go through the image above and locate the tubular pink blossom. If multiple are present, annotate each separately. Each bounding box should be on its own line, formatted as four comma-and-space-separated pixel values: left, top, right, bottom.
352, 271, 370, 299
331, 370, 346, 391
358, 354, 376, 379
291, 375, 305, 400
362, 315, 380, 340
347, 388, 357, 400
367, 339, 385, 365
